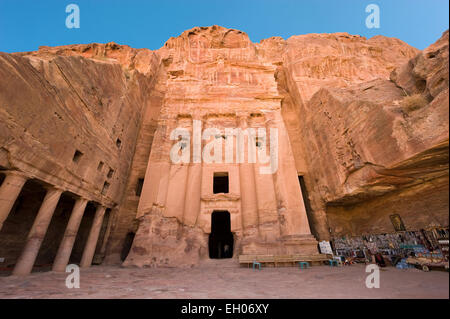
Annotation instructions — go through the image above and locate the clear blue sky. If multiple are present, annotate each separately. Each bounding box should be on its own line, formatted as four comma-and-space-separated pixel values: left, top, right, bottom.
0, 0, 448, 53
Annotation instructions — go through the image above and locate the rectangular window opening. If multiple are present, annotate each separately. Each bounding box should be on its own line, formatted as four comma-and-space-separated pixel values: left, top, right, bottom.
101, 181, 110, 195
107, 168, 115, 178
73, 150, 83, 163
213, 172, 229, 194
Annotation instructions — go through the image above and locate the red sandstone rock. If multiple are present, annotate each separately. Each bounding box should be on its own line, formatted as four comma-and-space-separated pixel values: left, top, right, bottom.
0, 26, 448, 269
391, 30, 449, 99
296, 31, 449, 237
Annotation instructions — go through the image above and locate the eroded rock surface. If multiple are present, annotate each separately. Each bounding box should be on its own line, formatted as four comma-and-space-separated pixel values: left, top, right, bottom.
0, 26, 448, 268
298, 30, 449, 237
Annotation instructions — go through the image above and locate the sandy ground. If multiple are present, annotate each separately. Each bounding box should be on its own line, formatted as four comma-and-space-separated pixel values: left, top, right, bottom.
0, 260, 448, 299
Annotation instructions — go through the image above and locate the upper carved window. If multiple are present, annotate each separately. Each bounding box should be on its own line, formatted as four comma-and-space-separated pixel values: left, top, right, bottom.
213, 172, 229, 194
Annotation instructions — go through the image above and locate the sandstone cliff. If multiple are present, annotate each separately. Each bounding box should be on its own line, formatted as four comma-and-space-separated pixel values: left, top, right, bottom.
0, 26, 447, 267
298, 30, 449, 237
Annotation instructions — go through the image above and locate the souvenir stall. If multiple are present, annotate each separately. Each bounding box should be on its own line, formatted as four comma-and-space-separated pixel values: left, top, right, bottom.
331, 227, 449, 270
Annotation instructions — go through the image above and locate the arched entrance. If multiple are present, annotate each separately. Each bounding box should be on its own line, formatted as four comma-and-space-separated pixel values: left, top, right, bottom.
208, 211, 233, 259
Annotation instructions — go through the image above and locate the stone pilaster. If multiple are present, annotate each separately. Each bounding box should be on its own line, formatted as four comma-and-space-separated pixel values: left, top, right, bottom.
183, 116, 203, 227
267, 110, 313, 237
253, 115, 280, 242
237, 114, 259, 236
165, 116, 190, 220
137, 116, 179, 217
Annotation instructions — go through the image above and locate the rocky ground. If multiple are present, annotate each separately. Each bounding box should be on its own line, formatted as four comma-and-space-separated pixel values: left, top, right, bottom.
0, 261, 448, 299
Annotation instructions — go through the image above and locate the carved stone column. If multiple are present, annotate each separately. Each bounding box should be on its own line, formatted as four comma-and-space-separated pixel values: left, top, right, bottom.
12, 186, 63, 276
80, 205, 107, 268
0, 171, 27, 231
52, 197, 88, 272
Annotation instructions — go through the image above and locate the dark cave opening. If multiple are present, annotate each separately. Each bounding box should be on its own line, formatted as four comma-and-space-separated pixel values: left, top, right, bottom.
209, 211, 234, 259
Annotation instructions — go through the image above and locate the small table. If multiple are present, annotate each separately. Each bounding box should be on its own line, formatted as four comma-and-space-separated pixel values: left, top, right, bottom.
298, 261, 310, 269
252, 261, 262, 270
328, 259, 339, 267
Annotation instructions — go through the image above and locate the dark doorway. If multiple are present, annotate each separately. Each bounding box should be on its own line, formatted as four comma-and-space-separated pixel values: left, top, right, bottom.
209, 211, 233, 259
121, 232, 135, 261
213, 172, 229, 194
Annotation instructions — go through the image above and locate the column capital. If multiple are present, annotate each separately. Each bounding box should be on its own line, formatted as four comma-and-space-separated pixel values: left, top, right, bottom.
43, 185, 64, 193
94, 204, 107, 215
191, 110, 204, 121
236, 113, 249, 128
264, 110, 281, 127
236, 111, 248, 119
158, 116, 178, 132
0, 170, 28, 232
164, 115, 179, 124
75, 197, 90, 205
3, 170, 28, 179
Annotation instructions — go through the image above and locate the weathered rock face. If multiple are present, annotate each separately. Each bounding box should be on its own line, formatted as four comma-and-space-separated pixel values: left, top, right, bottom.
391, 30, 449, 100
123, 26, 438, 267
0, 42, 161, 266
124, 26, 318, 267
0, 26, 447, 270
294, 30, 449, 238
265, 32, 419, 103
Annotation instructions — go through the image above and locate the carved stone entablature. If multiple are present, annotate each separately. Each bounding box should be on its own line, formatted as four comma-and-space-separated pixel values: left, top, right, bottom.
201, 193, 240, 202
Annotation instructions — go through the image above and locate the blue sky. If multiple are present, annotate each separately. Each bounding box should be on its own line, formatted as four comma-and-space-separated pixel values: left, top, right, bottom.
0, 0, 448, 53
